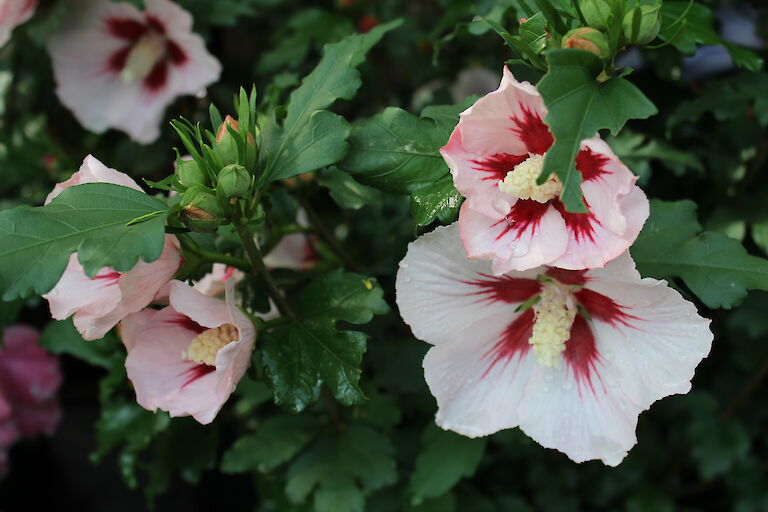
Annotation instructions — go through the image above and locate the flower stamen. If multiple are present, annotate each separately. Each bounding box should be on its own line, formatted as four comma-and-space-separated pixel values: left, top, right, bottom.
498, 154, 562, 203
528, 281, 576, 367
182, 323, 238, 366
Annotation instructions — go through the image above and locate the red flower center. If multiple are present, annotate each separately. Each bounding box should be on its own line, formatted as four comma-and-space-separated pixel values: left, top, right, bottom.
104, 14, 188, 92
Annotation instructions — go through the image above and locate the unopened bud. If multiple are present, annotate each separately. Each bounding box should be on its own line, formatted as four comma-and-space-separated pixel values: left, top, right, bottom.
176, 158, 208, 188
623, 5, 661, 45
563, 27, 609, 58
215, 115, 257, 168
579, 0, 611, 30
181, 186, 225, 233
218, 164, 250, 198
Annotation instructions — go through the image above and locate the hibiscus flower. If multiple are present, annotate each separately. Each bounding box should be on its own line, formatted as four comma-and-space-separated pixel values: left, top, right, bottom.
441, 67, 649, 273
0, 0, 36, 48
121, 280, 255, 424
46, 0, 221, 143
42, 155, 183, 340
396, 224, 712, 465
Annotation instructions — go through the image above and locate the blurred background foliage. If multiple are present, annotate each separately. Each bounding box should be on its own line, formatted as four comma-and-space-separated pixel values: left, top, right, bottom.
1, 0, 768, 510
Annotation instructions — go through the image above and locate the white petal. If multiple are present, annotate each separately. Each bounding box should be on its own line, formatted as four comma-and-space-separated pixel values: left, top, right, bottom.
396, 223, 539, 346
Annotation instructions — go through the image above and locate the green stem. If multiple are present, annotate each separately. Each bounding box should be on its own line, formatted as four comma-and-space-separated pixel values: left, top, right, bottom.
178, 234, 251, 271
235, 223, 295, 319
295, 193, 361, 272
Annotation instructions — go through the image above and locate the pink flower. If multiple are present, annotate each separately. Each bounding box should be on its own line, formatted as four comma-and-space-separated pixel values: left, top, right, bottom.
0, 0, 36, 47
42, 155, 183, 340
441, 67, 649, 273
0, 326, 63, 477
121, 280, 255, 424
396, 224, 712, 465
263, 232, 318, 271
46, 0, 221, 144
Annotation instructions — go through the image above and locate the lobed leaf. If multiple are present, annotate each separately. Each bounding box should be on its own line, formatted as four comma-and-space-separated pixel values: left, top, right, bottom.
537, 49, 657, 212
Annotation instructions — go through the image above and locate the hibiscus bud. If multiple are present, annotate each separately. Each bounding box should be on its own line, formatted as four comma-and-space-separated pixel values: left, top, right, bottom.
176, 158, 208, 188
622, 5, 662, 45
215, 115, 257, 168
218, 164, 250, 198
182, 185, 225, 232
562, 28, 610, 58
579, 0, 611, 30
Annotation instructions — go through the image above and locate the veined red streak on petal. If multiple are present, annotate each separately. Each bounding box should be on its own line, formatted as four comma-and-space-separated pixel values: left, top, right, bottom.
179, 364, 215, 389
144, 60, 169, 91
107, 46, 132, 73
563, 315, 601, 392
92, 270, 121, 286
576, 148, 611, 182
145, 15, 166, 34
483, 308, 534, 376
553, 200, 598, 243
167, 315, 207, 335
462, 274, 541, 304
545, 268, 588, 287
509, 103, 553, 155
166, 40, 188, 65
494, 199, 550, 241
575, 288, 639, 328
105, 18, 146, 40
470, 153, 528, 182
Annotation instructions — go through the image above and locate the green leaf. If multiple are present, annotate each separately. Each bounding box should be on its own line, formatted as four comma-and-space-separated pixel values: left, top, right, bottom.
221, 414, 320, 473
659, 2, 763, 72
39, 319, 117, 368
317, 167, 381, 210
0, 183, 169, 300
262, 271, 389, 412
408, 426, 486, 504
263, 20, 402, 182
631, 200, 768, 309
286, 425, 397, 512
339, 107, 451, 194
409, 175, 464, 227
537, 49, 657, 212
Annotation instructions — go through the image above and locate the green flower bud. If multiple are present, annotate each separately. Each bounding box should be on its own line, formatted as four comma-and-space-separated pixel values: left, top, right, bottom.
176, 158, 208, 188
563, 28, 610, 59
215, 115, 258, 169
579, 0, 611, 30
181, 185, 225, 232
623, 5, 662, 45
218, 164, 251, 198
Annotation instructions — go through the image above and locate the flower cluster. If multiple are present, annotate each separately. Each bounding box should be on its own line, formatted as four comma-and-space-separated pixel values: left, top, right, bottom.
396, 70, 713, 465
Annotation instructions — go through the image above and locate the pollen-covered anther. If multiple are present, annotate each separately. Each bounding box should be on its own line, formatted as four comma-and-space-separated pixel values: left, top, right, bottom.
528, 282, 577, 368
182, 323, 238, 366
498, 154, 562, 203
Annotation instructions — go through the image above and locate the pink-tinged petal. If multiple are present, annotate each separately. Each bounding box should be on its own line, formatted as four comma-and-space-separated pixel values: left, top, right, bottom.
143, 0, 193, 33
44, 235, 181, 341
194, 263, 244, 297
0, 0, 36, 48
458, 202, 569, 274
263, 233, 318, 270
449, 66, 548, 157
44, 254, 123, 324
45, 154, 142, 204
396, 223, 541, 347
169, 280, 233, 329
